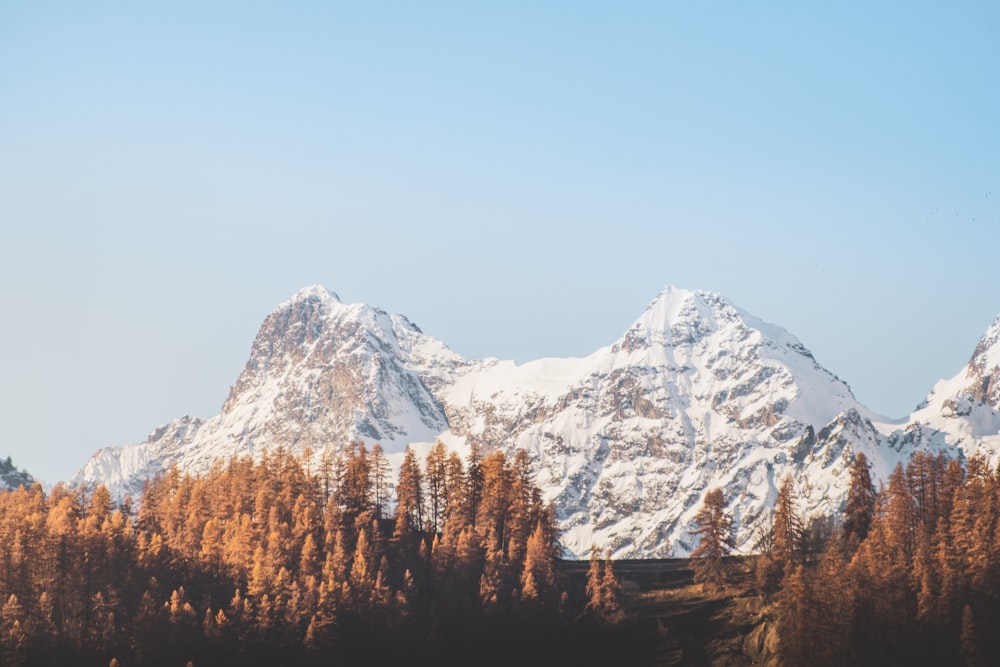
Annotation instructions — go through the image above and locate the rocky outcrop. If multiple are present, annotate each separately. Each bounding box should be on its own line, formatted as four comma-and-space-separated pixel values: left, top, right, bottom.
0, 455, 35, 491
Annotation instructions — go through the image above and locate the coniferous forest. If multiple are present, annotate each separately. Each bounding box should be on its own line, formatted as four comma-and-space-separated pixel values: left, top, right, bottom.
0, 443, 626, 667
759, 451, 1000, 666
7, 445, 1000, 665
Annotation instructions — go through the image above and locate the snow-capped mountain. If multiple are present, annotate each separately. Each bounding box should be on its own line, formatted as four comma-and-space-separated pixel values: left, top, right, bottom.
0, 455, 35, 491
436, 286, 886, 557
875, 314, 1000, 461
72, 285, 1000, 558
74, 286, 461, 500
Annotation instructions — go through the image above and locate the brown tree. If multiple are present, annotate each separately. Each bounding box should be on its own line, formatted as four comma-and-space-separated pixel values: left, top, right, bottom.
585, 547, 623, 623
772, 475, 803, 577
843, 451, 876, 548
425, 441, 448, 534
394, 446, 425, 537
690, 488, 735, 589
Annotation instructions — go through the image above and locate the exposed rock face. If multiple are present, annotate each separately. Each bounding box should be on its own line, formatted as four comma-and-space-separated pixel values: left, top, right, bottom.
880, 314, 1000, 461
0, 455, 35, 491
72, 285, 1000, 558
433, 287, 880, 558
967, 316, 1000, 407
74, 286, 460, 500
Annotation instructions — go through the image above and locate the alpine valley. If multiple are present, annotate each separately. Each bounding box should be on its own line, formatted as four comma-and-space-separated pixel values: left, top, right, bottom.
72, 286, 1000, 559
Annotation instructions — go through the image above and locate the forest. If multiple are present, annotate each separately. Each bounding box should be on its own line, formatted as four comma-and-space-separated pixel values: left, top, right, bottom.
0, 444, 623, 666
4, 444, 1000, 666
756, 451, 1000, 666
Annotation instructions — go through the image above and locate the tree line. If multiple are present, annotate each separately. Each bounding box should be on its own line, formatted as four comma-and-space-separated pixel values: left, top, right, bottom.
690, 451, 1000, 666
0, 443, 623, 666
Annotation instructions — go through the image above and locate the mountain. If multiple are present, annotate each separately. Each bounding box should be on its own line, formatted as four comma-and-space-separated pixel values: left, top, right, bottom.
436, 286, 887, 557
0, 455, 35, 491
74, 286, 461, 500
72, 285, 1000, 558
877, 314, 1000, 459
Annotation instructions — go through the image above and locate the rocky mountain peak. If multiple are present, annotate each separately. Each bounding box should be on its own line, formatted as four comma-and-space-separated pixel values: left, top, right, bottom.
619, 286, 819, 368
619, 286, 736, 352
289, 284, 341, 304
966, 314, 1000, 406
72, 286, 1000, 559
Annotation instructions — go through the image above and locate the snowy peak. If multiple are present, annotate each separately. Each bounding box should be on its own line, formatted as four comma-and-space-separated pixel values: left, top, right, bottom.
966, 314, 1000, 407
621, 286, 818, 362
224, 287, 409, 415
73, 284, 1000, 559
73, 287, 463, 500
620, 286, 730, 350
613, 286, 856, 427
874, 313, 1000, 465
288, 284, 341, 305
914, 313, 1000, 419
219, 286, 452, 446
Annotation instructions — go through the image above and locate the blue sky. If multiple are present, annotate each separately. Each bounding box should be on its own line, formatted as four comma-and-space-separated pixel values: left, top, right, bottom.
1, 2, 999, 484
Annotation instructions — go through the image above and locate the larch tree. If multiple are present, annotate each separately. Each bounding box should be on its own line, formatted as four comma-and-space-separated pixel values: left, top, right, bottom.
960, 604, 981, 667
884, 463, 918, 563
0, 441, 573, 665
772, 475, 804, 577
476, 451, 511, 549
444, 451, 466, 526
585, 547, 623, 623
520, 521, 555, 603
0, 594, 26, 667
370, 444, 392, 521
843, 452, 876, 549
465, 442, 484, 528
394, 446, 425, 538
425, 441, 448, 534
341, 442, 372, 520
690, 487, 735, 590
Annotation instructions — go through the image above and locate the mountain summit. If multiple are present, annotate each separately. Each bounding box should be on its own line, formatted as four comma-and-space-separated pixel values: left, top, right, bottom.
894, 314, 1000, 454
73, 286, 1000, 558
74, 287, 459, 501
966, 315, 1000, 407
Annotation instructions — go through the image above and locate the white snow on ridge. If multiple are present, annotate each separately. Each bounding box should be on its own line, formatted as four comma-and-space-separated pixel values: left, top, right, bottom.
72, 285, 1000, 559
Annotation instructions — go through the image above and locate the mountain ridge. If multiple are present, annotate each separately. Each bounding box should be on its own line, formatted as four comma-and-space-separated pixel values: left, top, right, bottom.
72, 285, 1000, 558
0, 455, 36, 491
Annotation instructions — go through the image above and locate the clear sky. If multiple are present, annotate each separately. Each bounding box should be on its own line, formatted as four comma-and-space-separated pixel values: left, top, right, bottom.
2, 2, 999, 484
